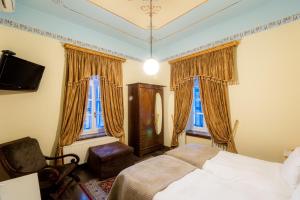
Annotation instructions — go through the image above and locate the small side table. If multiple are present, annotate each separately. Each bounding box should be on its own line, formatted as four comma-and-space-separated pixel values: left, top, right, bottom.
87, 142, 135, 180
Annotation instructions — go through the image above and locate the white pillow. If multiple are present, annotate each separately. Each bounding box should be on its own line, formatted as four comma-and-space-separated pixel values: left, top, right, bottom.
291, 183, 300, 200
281, 147, 300, 188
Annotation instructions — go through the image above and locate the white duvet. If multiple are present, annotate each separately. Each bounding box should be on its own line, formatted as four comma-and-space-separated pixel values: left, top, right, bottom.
154, 151, 293, 200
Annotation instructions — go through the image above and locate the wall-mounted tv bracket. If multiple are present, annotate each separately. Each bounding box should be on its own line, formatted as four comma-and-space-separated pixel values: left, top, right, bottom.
0, 50, 16, 77
1, 50, 16, 56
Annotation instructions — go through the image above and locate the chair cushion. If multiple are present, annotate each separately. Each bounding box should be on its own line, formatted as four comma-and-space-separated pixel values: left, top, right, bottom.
1, 137, 47, 173
89, 142, 134, 162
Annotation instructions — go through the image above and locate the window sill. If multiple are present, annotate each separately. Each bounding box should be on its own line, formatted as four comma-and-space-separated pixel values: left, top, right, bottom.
78, 130, 106, 141
186, 130, 211, 140
71, 136, 118, 147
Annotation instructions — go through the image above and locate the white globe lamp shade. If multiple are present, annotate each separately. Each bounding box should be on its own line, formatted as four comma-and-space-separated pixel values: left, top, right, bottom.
143, 58, 160, 75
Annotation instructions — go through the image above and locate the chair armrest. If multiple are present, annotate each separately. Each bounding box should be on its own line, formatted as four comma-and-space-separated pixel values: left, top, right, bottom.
38, 167, 60, 182
45, 154, 80, 165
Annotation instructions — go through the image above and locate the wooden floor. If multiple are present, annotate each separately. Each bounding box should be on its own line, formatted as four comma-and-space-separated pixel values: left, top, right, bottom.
59, 164, 96, 200
47, 147, 171, 200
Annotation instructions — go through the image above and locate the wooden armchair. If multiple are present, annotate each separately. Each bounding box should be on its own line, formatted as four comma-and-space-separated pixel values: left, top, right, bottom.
0, 137, 80, 199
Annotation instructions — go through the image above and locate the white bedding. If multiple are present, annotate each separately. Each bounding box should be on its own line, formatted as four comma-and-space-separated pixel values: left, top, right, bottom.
203, 151, 293, 196
154, 151, 293, 200
153, 169, 290, 200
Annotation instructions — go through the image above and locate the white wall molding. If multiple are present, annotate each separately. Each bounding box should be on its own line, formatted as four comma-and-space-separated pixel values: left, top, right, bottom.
1, 12, 300, 62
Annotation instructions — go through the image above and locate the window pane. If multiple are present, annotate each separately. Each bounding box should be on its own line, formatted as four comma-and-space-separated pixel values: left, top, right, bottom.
96, 114, 104, 129
194, 79, 202, 113
194, 113, 204, 128
193, 78, 205, 128
94, 76, 103, 129
94, 77, 100, 100
83, 115, 92, 131
96, 100, 101, 113
87, 100, 92, 114
88, 85, 92, 99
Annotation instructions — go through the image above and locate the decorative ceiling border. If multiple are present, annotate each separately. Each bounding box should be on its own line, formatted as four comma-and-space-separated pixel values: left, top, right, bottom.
0, 18, 141, 61
162, 13, 300, 62
1, 13, 299, 63
156, 0, 241, 42
61, 2, 147, 42
51, 0, 146, 42
54, 0, 237, 43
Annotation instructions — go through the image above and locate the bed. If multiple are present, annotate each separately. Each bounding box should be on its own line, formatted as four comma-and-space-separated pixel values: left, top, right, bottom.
107, 155, 196, 200
164, 143, 219, 168
108, 144, 300, 200
154, 150, 293, 200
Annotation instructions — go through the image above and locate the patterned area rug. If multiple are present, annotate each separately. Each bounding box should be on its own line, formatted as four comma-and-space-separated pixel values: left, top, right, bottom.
79, 177, 116, 200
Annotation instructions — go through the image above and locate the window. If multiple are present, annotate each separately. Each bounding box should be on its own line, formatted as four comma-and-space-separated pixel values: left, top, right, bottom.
193, 78, 206, 129
186, 78, 210, 138
80, 76, 105, 139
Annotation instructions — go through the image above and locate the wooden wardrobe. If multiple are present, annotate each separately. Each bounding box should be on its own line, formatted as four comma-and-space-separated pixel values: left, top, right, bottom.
128, 83, 164, 157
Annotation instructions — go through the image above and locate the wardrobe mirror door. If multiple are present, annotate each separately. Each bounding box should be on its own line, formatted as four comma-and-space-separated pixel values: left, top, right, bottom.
155, 92, 163, 135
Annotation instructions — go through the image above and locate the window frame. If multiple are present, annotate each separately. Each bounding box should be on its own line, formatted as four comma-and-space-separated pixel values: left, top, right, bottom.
186, 78, 210, 138
79, 76, 106, 140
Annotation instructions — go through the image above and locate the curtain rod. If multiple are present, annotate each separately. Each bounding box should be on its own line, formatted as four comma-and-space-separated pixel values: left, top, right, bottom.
64, 44, 126, 63
168, 41, 240, 64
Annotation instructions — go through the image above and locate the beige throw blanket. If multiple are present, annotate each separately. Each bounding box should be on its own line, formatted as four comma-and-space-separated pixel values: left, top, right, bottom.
165, 143, 219, 168
107, 155, 196, 200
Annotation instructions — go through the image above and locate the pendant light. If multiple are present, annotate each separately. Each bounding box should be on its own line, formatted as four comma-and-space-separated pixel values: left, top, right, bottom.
143, 0, 159, 75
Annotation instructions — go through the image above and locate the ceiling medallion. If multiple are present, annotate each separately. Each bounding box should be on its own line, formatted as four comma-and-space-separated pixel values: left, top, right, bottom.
129, 0, 161, 15
140, 5, 162, 15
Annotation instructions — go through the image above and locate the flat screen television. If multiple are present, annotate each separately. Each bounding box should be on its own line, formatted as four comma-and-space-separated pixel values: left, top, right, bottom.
0, 50, 45, 91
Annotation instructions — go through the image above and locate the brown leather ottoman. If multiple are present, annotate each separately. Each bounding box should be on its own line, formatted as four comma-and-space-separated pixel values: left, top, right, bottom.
87, 142, 135, 180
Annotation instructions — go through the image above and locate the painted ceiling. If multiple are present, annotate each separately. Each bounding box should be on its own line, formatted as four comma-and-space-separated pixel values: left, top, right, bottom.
89, 0, 207, 29
0, 0, 300, 61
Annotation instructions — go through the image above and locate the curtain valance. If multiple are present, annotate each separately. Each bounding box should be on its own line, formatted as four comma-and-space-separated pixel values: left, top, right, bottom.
170, 42, 238, 90
64, 47, 123, 87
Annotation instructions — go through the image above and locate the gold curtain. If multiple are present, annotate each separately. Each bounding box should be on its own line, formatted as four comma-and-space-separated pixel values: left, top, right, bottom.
171, 80, 194, 147
57, 44, 125, 158
169, 42, 238, 151
199, 77, 237, 153
100, 70, 125, 142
